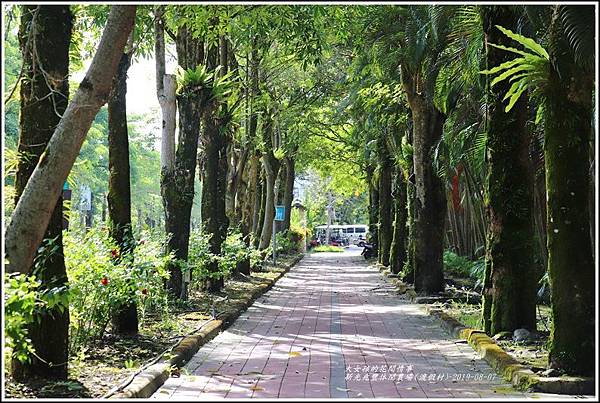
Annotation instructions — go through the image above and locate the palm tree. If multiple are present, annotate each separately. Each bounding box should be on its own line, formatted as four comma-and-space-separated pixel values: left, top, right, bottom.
480, 5, 537, 336
485, 5, 595, 376
366, 5, 457, 293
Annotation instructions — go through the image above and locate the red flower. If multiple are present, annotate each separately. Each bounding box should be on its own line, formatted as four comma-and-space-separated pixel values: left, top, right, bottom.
111, 249, 120, 258
101, 276, 108, 286
141, 288, 148, 295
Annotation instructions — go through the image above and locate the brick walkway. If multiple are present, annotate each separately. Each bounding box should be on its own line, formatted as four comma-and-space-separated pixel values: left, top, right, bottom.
151, 248, 561, 399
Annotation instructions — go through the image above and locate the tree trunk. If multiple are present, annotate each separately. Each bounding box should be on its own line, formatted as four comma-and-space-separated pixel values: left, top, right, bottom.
237, 153, 259, 276
10, 5, 72, 381
161, 27, 206, 299
377, 133, 393, 267
544, 6, 594, 376
254, 169, 266, 248
5, 5, 136, 275
201, 35, 230, 292
390, 166, 408, 275
366, 163, 379, 255
201, 113, 229, 291
481, 7, 537, 336
107, 50, 138, 335
407, 95, 446, 294
258, 115, 280, 250
282, 156, 295, 233
402, 182, 417, 283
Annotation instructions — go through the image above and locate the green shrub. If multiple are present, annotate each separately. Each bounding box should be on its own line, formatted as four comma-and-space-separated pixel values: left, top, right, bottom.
443, 250, 486, 289
4, 273, 44, 364
188, 228, 262, 289
65, 227, 171, 352
4, 236, 71, 365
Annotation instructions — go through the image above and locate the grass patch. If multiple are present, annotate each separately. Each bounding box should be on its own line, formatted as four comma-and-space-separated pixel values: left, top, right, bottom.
312, 245, 345, 253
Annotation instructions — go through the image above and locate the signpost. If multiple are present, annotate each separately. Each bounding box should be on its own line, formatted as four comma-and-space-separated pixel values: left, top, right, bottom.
273, 206, 285, 265
62, 182, 71, 230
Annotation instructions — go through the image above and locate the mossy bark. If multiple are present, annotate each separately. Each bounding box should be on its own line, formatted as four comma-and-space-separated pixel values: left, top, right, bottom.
237, 153, 260, 275
162, 29, 205, 299
11, 5, 72, 381
390, 166, 408, 275
254, 172, 266, 248
366, 163, 379, 255
406, 97, 446, 294
377, 134, 393, 267
201, 114, 229, 292
201, 38, 230, 293
544, 6, 594, 376
401, 180, 416, 283
481, 7, 537, 336
281, 156, 296, 233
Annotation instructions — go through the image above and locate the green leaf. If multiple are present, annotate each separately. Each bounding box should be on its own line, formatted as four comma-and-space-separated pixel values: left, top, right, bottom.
505, 84, 528, 112
488, 43, 532, 57
490, 64, 535, 87
495, 25, 549, 59
502, 79, 526, 102
480, 58, 523, 75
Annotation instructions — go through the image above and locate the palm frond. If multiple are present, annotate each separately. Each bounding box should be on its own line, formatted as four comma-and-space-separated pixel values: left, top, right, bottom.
559, 5, 595, 71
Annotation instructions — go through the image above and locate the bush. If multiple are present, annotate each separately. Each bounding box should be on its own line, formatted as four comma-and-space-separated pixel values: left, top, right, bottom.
65, 227, 172, 353
443, 249, 485, 289
188, 228, 263, 290
4, 273, 45, 364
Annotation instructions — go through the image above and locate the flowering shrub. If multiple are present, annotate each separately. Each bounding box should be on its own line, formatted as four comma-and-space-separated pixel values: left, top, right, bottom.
65, 227, 172, 353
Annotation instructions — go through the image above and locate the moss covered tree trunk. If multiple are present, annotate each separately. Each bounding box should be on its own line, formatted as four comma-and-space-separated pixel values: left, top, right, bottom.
201, 38, 230, 292
481, 7, 537, 336
161, 27, 205, 299
107, 50, 138, 334
402, 178, 416, 283
238, 153, 260, 275
366, 163, 379, 255
254, 170, 266, 248
281, 155, 295, 233
377, 134, 393, 267
390, 165, 408, 275
544, 6, 595, 376
201, 113, 229, 291
11, 5, 72, 381
405, 93, 446, 294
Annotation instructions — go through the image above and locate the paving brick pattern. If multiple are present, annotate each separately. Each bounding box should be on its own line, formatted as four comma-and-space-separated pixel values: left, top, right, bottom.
151, 249, 556, 399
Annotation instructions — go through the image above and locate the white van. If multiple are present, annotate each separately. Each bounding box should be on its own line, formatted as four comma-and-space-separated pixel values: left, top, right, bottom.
342, 224, 369, 246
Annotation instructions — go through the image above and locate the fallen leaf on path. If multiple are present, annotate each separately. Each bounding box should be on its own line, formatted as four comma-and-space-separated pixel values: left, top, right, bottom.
250, 386, 264, 392
288, 352, 301, 358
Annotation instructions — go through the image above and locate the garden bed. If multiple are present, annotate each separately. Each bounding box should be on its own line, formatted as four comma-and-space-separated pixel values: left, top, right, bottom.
4, 253, 302, 399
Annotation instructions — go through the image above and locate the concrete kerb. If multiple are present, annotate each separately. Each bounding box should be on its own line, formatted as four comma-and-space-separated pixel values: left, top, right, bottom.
371, 265, 595, 396
109, 253, 304, 399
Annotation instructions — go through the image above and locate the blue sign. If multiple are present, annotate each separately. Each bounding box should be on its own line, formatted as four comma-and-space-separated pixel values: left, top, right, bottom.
275, 205, 285, 221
